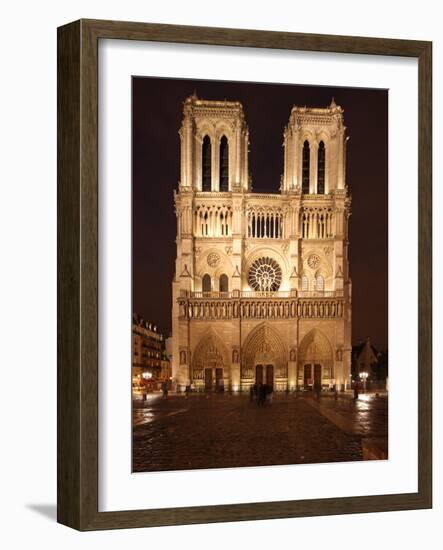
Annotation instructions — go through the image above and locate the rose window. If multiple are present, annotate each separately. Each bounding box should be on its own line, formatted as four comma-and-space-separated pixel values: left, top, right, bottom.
307, 254, 321, 269
248, 257, 282, 292
207, 252, 220, 268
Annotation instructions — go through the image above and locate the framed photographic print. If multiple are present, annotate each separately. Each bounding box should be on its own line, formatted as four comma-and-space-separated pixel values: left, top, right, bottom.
57, 19, 432, 530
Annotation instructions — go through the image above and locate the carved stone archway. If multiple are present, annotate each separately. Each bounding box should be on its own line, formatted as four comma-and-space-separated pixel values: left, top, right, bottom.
241, 323, 287, 381
192, 331, 230, 387
297, 329, 333, 387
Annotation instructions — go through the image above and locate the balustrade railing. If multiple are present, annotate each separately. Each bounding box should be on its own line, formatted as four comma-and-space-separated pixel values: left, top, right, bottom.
180, 289, 343, 299
298, 290, 343, 298
178, 296, 345, 320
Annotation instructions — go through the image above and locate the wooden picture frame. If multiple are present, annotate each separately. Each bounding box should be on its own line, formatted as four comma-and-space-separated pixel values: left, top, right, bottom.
57, 19, 432, 530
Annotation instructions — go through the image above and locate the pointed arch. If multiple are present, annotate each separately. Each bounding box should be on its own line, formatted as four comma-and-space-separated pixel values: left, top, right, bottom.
317, 140, 325, 194
219, 135, 229, 192
202, 273, 211, 292
192, 329, 230, 381
241, 323, 287, 380
302, 140, 310, 193
315, 274, 324, 291
298, 329, 333, 363
202, 135, 212, 191
219, 273, 229, 292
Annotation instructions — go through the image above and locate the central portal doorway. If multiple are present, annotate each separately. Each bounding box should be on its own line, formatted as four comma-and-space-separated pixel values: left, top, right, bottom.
313, 364, 322, 390
303, 364, 311, 388
255, 364, 274, 386
204, 367, 224, 391
215, 367, 224, 391
303, 363, 322, 390
204, 368, 213, 391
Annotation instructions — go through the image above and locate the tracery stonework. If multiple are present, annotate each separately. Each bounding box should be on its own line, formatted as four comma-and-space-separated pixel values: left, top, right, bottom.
248, 257, 282, 292
307, 254, 321, 269
172, 94, 352, 392
207, 252, 220, 267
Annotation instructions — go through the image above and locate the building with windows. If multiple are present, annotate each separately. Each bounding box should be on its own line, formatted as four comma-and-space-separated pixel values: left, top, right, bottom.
132, 314, 171, 392
171, 94, 352, 392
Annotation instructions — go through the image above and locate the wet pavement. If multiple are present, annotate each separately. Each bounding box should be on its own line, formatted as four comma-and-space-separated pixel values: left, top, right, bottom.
306, 393, 388, 437
132, 392, 388, 472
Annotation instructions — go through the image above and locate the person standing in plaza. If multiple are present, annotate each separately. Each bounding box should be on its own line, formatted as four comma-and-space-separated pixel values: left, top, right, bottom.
267, 383, 274, 405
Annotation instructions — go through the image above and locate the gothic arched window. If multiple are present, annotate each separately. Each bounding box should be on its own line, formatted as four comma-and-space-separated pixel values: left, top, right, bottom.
202, 274, 211, 292
219, 274, 229, 293
202, 136, 212, 191
302, 140, 310, 194
301, 275, 309, 291
219, 136, 229, 192
316, 275, 324, 291
317, 141, 325, 194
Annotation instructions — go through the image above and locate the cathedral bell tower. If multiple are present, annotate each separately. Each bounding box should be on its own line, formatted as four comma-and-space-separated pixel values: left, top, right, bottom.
172, 94, 250, 387
178, 93, 249, 192
281, 99, 352, 390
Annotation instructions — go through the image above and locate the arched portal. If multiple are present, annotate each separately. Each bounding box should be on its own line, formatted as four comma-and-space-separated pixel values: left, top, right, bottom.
192, 331, 229, 391
297, 329, 333, 390
241, 323, 287, 389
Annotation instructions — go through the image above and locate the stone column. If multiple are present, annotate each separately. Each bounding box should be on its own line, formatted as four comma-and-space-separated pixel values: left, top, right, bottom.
337, 129, 345, 189
236, 126, 241, 185
195, 135, 202, 191
179, 116, 193, 188
298, 139, 304, 192
292, 132, 300, 190
179, 127, 186, 187
242, 130, 249, 190
213, 136, 219, 191
310, 142, 318, 194
283, 129, 289, 191
343, 349, 351, 391
334, 360, 344, 392
288, 358, 297, 391
231, 348, 241, 392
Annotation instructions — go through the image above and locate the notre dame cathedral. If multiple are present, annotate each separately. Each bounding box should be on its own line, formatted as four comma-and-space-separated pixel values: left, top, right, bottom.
171, 93, 352, 392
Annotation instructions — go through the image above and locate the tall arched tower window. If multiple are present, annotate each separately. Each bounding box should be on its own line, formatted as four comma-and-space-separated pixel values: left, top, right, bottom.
202, 273, 211, 292
219, 136, 229, 192
219, 274, 229, 292
302, 140, 310, 194
301, 275, 309, 291
202, 136, 212, 191
317, 141, 325, 194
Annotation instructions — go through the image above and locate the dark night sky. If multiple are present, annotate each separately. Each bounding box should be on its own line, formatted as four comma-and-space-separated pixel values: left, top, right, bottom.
133, 77, 388, 350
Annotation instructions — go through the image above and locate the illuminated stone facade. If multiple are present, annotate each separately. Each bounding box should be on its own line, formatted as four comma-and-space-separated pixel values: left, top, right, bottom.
172, 94, 352, 392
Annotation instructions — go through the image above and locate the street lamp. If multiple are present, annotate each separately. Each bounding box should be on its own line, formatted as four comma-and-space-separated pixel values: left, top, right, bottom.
359, 371, 368, 392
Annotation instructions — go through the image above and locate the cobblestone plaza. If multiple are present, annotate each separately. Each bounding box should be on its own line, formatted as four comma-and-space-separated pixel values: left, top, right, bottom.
133, 393, 387, 472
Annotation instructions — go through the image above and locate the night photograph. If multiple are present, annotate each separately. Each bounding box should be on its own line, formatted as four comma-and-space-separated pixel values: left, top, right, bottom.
131, 76, 388, 472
